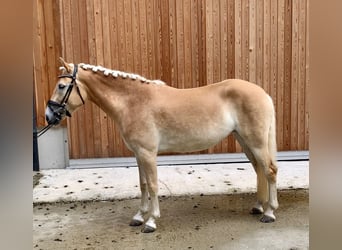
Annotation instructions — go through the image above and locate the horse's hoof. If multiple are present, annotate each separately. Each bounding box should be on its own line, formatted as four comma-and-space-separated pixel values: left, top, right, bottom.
250, 207, 263, 215
141, 225, 156, 233
260, 215, 275, 223
129, 219, 144, 227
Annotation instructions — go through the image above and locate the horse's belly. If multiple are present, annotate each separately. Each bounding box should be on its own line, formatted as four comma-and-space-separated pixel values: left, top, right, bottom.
157, 118, 235, 153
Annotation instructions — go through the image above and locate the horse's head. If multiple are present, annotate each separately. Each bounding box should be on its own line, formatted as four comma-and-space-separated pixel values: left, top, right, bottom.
45, 57, 86, 125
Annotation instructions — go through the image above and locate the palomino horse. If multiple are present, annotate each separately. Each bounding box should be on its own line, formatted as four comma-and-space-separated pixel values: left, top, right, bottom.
45, 58, 279, 233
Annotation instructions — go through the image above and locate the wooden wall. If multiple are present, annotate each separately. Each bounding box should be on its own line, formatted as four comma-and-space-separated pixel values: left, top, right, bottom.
34, 0, 309, 159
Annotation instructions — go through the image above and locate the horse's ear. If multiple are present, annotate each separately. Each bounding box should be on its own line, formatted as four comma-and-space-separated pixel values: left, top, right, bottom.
59, 57, 72, 73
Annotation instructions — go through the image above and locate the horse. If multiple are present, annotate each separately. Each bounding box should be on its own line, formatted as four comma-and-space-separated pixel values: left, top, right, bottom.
45, 57, 279, 233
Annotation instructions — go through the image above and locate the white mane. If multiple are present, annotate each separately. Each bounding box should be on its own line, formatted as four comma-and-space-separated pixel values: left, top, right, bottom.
79, 63, 166, 85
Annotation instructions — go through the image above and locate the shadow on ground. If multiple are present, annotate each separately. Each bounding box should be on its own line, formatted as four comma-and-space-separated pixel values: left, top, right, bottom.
33, 189, 308, 250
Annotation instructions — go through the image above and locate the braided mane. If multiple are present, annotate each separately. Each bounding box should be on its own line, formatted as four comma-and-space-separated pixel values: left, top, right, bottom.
79, 63, 166, 85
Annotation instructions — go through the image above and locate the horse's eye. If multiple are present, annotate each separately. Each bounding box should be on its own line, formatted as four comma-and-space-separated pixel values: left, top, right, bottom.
58, 83, 66, 90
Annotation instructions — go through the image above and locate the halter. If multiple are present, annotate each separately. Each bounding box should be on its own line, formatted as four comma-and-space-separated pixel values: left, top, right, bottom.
36, 64, 85, 137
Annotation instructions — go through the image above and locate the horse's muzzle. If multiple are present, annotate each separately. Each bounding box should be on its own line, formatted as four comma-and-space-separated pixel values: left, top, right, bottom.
45, 112, 61, 125
45, 100, 71, 125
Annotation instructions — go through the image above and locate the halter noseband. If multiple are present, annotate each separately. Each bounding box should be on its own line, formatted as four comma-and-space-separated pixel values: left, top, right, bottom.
46, 64, 85, 125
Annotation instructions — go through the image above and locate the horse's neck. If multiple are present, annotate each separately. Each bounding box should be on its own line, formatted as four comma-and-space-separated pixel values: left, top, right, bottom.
80, 71, 148, 118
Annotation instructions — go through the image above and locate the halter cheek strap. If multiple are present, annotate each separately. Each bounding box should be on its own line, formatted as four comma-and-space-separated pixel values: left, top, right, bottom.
48, 63, 85, 118
57, 64, 85, 106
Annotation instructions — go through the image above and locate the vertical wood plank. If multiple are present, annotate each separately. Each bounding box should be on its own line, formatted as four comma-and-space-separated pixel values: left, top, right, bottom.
33, 0, 49, 125
176, 0, 185, 87
169, 0, 177, 86
139, 0, 149, 77
160, 0, 171, 84
277, 0, 285, 150
256, 0, 263, 86
44, 0, 59, 95
102, 0, 111, 67
212, 0, 221, 83
220, 0, 228, 81
190, 0, 200, 87
146, 0, 155, 78
263, 0, 271, 93
304, 0, 309, 150
234, 0, 242, 79
154, 0, 163, 80
249, 0, 256, 83
184, 0, 192, 87
270, 0, 278, 103
291, 0, 299, 150
227, 0, 235, 79
198, 0, 206, 87
206, 0, 213, 85
283, 0, 292, 150
108, 0, 119, 68
123, 0, 133, 71
116, 0, 127, 71
241, 0, 249, 81
297, 0, 306, 149
131, 0, 141, 73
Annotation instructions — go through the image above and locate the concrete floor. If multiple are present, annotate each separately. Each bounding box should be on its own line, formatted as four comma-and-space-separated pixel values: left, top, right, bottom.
33, 161, 309, 249
33, 189, 308, 250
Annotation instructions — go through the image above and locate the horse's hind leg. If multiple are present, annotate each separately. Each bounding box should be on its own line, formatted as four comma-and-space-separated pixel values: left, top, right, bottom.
130, 165, 149, 227
251, 147, 279, 222
233, 132, 268, 215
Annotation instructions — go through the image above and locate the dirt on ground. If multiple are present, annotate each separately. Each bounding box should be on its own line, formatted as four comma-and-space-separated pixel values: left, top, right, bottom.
33, 189, 308, 250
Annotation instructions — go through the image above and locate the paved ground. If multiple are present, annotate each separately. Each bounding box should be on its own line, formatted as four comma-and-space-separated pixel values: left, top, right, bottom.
33, 190, 308, 250
33, 161, 308, 203
33, 161, 309, 250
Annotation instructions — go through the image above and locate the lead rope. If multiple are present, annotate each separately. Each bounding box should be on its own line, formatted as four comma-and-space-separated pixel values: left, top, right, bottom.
35, 124, 53, 138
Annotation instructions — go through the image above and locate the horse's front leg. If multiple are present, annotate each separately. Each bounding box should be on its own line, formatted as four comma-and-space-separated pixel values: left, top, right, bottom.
134, 150, 160, 233
129, 166, 149, 227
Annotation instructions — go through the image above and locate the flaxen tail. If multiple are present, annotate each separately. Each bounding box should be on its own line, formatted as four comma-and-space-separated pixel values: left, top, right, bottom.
268, 107, 277, 168
267, 97, 278, 189
258, 97, 278, 204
